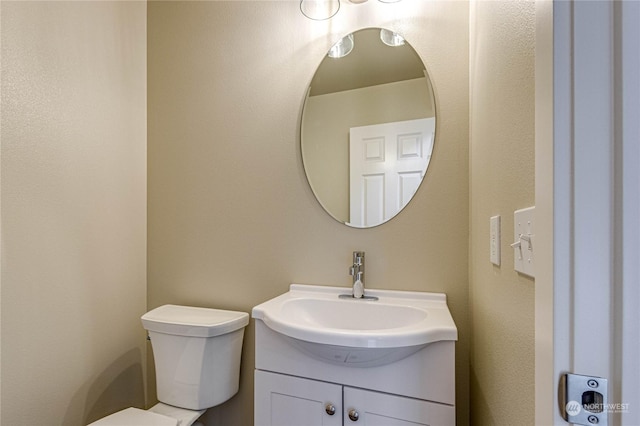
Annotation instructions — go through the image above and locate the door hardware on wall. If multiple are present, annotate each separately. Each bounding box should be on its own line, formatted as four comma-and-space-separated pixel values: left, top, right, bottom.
560, 373, 608, 425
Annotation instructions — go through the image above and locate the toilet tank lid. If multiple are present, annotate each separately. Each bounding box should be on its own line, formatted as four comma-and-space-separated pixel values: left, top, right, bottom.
142, 305, 249, 338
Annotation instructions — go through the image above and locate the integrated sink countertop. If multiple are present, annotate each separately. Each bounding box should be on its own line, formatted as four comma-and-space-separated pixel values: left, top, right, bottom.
251, 284, 458, 349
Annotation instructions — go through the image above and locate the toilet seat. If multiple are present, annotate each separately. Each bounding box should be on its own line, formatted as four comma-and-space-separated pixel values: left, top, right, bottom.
87, 407, 177, 426
87, 403, 205, 426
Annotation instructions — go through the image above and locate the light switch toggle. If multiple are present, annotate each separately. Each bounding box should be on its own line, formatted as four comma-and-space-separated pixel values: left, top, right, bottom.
511, 233, 533, 251
513, 206, 535, 277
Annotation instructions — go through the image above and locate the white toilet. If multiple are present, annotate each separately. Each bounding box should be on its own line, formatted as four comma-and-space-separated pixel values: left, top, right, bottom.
89, 304, 249, 426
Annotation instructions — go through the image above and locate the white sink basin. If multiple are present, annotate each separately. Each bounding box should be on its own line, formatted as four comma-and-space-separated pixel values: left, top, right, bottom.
280, 297, 428, 332
252, 284, 457, 351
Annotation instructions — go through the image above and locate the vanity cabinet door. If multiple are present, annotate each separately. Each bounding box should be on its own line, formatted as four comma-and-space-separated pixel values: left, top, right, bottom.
255, 370, 342, 426
343, 387, 455, 426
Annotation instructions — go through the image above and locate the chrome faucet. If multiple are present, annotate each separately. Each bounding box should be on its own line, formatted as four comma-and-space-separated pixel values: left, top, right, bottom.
340, 251, 378, 300
349, 251, 365, 294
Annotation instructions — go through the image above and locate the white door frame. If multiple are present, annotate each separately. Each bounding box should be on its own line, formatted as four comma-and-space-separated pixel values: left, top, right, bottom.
534, 0, 555, 422
618, 3, 640, 424
536, 1, 640, 424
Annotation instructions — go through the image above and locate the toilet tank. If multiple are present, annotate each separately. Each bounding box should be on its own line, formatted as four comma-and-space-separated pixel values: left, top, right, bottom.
142, 305, 249, 411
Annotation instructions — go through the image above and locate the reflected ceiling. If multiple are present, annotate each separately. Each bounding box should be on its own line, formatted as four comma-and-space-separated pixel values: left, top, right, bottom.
309, 28, 426, 96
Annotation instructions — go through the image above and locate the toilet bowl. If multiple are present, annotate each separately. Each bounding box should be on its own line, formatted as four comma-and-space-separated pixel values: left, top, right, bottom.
89, 305, 249, 426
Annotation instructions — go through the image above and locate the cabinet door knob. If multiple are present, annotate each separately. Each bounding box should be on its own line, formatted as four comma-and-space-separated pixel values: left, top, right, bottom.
348, 409, 360, 421
325, 403, 336, 415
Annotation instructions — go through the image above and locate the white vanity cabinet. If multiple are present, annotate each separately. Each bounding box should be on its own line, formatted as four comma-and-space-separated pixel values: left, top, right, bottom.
255, 371, 341, 426
255, 370, 454, 426
253, 321, 456, 426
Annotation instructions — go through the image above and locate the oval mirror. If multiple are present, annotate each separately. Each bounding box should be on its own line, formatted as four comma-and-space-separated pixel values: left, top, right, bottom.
301, 28, 436, 228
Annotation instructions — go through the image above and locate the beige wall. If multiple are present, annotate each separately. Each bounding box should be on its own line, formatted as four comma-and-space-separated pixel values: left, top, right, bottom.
302, 77, 434, 223
0, 1, 538, 424
148, 1, 469, 424
469, 1, 536, 424
0, 2, 147, 425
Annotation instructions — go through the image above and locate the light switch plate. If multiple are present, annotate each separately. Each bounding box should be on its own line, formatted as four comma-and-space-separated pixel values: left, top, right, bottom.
490, 215, 501, 266
514, 206, 535, 277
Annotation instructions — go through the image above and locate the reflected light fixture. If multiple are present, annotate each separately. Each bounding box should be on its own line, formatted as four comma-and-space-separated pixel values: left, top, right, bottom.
380, 29, 406, 47
300, 0, 340, 21
328, 34, 355, 58
300, 0, 402, 20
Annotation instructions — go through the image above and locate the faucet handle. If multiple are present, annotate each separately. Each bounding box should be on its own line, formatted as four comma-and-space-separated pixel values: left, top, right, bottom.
349, 266, 356, 276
